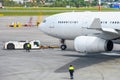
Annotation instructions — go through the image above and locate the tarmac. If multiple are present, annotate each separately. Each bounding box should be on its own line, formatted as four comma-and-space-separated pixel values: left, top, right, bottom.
0, 16, 120, 80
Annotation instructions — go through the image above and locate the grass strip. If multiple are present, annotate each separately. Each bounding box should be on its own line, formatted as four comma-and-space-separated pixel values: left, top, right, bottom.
2, 7, 119, 11
0, 7, 120, 16
1, 12, 60, 16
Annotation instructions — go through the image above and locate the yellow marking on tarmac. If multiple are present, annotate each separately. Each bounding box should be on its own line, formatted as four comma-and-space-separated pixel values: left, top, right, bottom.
0, 14, 4, 16
36, 12, 42, 26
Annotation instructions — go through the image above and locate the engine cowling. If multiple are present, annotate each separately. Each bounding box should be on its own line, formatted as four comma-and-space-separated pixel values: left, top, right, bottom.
74, 36, 113, 53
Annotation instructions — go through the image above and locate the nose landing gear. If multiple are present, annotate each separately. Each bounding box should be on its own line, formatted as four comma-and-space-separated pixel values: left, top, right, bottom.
60, 39, 67, 50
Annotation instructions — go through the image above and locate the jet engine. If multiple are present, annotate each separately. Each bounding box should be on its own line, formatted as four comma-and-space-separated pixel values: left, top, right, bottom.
74, 36, 113, 53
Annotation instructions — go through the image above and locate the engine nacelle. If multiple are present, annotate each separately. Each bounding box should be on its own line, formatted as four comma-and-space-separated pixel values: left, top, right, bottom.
74, 36, 113, 53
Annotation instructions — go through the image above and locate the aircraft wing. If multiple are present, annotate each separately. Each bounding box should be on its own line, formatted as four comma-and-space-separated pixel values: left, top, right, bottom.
89, 18, 118, 34
102, 28, 118, 34
88, 18, 120, 40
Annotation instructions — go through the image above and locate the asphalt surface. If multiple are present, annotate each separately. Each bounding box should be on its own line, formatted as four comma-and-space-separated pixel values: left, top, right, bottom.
0, 16, 120, 80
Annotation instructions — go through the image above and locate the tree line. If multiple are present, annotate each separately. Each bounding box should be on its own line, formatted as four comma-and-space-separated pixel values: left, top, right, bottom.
0, 0, 100, 7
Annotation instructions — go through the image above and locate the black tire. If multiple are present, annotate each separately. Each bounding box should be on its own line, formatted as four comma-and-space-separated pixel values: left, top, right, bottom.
60, 45, 67, 50
7, 43, 15, 50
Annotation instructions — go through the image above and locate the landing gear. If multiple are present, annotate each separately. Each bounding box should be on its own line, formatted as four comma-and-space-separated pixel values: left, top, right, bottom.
60, 39, 67, 50
61, 44, 67, 50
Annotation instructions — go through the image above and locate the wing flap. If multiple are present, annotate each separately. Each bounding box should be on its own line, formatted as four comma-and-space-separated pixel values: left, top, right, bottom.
102, 28, 118, 34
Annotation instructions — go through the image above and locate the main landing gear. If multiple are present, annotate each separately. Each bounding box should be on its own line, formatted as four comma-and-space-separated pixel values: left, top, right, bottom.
60, 39, 67, 50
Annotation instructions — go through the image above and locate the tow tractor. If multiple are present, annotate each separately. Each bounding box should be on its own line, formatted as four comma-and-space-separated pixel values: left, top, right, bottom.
4, 40, 40, 50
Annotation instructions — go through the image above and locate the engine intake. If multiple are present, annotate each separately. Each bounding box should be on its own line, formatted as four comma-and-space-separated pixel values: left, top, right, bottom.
74, 36, 113, 53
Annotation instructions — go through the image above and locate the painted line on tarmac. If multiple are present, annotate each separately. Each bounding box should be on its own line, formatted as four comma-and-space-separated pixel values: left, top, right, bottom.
0, 14, 4, 16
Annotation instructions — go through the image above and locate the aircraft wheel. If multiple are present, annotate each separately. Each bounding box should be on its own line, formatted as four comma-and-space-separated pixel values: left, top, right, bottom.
60, 45, 67, 50
7, 43, 15, 50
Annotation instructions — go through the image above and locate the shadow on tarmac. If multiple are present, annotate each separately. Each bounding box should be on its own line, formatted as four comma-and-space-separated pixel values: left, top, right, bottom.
55, 52, 120, 73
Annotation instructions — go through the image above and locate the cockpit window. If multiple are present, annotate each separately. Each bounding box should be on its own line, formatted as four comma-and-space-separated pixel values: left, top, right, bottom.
43, 20, 46, 23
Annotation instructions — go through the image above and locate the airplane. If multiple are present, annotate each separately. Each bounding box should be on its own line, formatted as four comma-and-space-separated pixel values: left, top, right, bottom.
38, 11, 120, 53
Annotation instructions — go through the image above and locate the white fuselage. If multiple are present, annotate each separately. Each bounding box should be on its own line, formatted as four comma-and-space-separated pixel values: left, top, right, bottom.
39, 12, 120, 40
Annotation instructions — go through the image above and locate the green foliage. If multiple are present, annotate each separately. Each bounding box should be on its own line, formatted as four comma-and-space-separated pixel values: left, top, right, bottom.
52, 0, 67, 7
2, 0, 22, 7
1, 0, 101, 7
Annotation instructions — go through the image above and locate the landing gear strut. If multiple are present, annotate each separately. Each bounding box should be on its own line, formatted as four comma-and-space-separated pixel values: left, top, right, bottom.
60, 39, 67, 50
